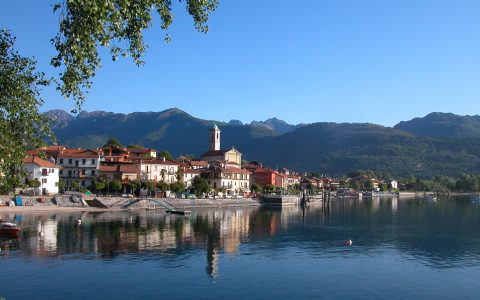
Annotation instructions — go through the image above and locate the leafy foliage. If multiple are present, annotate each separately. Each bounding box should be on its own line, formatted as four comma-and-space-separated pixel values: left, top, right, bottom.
110, 179, 122, 194
169, 181, 185, 194
191, 176, 210, 196
71, 181, 80, 191
95, 181, 106, 192
128, 180, 141, 194
156, 180, 170, 192
0, 30, 53, 193
57, 179, 65, 192
159, 150, 173, 160
400, 173, 480, 193
51, 0, 218, 112
250, 183, 261, 193
103, 137, 123, 148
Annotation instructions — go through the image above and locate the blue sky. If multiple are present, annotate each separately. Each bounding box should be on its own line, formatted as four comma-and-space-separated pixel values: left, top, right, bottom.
2, 0, 480, 126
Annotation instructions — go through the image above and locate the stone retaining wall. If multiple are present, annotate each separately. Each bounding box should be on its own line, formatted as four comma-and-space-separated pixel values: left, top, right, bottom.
0, 195, 86, 208
0, 195, 261, 210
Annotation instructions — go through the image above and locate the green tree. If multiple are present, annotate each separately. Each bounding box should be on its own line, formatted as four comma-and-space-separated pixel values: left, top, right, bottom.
71, 181, 80, 191
95, 181, 106, 193
364, 180, 374, 190
103, 137, 123, 148
176, 168, 184, 182
380, 183, 388, 192
110, 179, 122, 195
170, 181, 185, 194
263, 184, 275, 193
218, 187, 227, 195
157, 181, 170, 192
129, 180, 141, 195
191, 176, 210, 197
143, 180, 156, 197
250, 183, 261, 193
29, 179, 41, 196
159, 150, 173, 161
0, 30, 53, 193
57, 180, 65, 193
51, 0, 218, 111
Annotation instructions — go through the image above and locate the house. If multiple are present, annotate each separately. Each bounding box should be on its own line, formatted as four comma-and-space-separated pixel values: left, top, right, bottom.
286, 174, 301, 187
139, 158, 179, 183
202, 164, 251, 196
302, 177, 321, 189
390, 180, 398, 189
22, 156, 61, 195
57, 149, 102, 189
183, 169, 202, 188
102, 145, 157, 161
102, 145, 129, 162
28, 145, 67, 160
247, 167, 284, 188
99, 163, 140, 182
188, 160, 209, 170
127, 147, 157, 159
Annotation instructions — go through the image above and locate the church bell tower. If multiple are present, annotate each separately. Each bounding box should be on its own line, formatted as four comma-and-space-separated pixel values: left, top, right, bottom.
209, 123, 221, 151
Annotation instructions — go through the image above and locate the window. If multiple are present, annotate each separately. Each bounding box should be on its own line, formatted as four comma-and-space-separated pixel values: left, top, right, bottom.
68, 170, 72, 176
59, 170, 63, 175
42, 169, 48, 176
91, 159, 95, 165
82, 159, 86, 164
42, 178, 47, 183
81, 180, 85, 186
60, 158, 64, 164
82, 169, 86, 175
91, 170, 95, 176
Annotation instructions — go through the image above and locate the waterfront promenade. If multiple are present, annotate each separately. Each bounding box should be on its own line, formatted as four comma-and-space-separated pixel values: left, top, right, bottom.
0, 195, 260, 212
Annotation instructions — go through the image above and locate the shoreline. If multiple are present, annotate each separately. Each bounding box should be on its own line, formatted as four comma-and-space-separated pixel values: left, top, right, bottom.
1, 192, 477, 213
0, 197, 261, 213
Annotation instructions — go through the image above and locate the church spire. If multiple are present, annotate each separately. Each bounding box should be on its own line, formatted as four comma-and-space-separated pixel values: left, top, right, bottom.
209, 123, 221, 151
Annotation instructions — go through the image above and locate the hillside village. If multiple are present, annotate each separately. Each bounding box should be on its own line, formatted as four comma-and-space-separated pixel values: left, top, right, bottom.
20, 124, 399, 197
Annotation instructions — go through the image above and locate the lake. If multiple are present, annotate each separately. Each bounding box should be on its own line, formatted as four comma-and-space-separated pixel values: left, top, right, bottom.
2, 195, 480, 299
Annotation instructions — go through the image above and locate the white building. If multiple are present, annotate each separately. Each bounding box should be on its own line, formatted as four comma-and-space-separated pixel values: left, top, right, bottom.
183, 169, 202, 188
57, 149, 102, 188
202, 164, 251, 196
390, 180, 398, 190
139, 158, 179, 183
23, 156, 61, 195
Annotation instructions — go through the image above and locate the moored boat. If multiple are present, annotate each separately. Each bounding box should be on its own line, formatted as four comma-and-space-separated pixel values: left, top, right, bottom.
0, 219, 21, 236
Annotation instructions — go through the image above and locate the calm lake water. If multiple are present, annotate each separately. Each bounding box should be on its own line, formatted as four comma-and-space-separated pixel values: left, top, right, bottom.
2, 196, 480, 299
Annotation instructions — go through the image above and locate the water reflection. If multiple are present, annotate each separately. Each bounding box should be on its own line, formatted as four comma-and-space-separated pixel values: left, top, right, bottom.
2, 196, 480, 275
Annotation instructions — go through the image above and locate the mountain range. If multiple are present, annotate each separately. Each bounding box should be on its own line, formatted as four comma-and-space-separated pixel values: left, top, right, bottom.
45, 109, 480, 178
